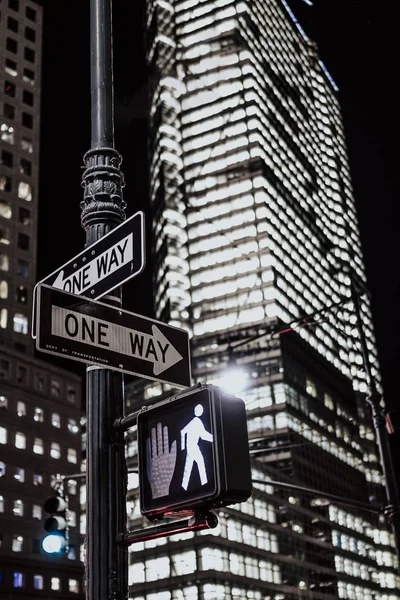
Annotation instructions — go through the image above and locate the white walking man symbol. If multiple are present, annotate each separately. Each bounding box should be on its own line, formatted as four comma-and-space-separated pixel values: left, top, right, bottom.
181, 404, 213, 491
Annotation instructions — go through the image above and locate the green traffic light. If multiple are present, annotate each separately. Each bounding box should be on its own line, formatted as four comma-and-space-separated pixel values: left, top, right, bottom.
42, 534, 66, 554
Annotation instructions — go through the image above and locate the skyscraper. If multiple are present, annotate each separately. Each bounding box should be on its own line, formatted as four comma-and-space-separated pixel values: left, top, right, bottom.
125, 0, 399, 599
0, 1, 83, 596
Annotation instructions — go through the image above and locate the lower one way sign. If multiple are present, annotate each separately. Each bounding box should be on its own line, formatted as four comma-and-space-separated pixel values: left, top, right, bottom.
36, 284, 191, 388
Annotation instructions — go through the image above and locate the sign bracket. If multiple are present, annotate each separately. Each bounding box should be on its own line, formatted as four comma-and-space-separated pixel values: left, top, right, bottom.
116, 509, 218, 546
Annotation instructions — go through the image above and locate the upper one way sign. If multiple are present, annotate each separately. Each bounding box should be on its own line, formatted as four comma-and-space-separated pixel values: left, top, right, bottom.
32, 211, 145, 338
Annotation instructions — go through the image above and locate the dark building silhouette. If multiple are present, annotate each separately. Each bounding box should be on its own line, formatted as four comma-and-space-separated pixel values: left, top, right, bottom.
0, 0, 84, 596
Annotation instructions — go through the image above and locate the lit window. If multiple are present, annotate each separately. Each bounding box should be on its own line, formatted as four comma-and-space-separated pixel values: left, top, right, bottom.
21, 136, 33, 153
324, 393, 334, 410
13, 499, 23, 516
68, 546, 76, 560
0, 427, 7, 444
5, 58, 17, 76
67, 448, 77, 464
13, 572, 24, 588
0, 462, 5, 476
52, 413, 61, 427
0, 122, 14, 144
13, 313, 28, 334
68, 419, 79, 434
0, 495, 3, 512
33, 437, 43, 454
33, 473, 43, 486
0, 253, 9, 272
17, 401, 26, 416
51, 378, 61, 397
69, 579, 79, 593
0, 395, 8, 409
34, 407, 44, 422
67, 385, 76, 403
0, 280, 8, 299
51, 443, 60, 459
0, 226, 10, 244
0, 308, 8, 329
306, 379, 317, 397
32, 504, 42, 520
68, 511, 76, 527
170, 550, 196, 576
0, 200, 12, 219
14, 467, 24, 482
15, 432, 25, 449
67, 480, 77, 495
51, 577, 60, 591
18, 182, 32, 201
33, 575, 43, 590
12, 535, 23, 552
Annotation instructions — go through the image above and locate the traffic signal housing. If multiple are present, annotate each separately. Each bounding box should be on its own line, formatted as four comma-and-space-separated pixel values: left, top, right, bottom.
42, 494, 68, 554
137, 383, 252, 521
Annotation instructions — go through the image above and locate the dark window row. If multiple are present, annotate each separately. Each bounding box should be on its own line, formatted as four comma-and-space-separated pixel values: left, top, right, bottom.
3, 91, 34, 108
0, 361, 78, 403
0, 150, 32, 175
8, 0, 36, 22
6, 16, 36, 41
5, 37, 35, 63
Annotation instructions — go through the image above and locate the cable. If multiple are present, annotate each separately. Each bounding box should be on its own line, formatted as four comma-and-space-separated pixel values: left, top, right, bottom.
252, 478, 382, 515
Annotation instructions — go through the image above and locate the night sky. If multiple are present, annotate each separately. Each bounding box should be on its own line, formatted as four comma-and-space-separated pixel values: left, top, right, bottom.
35, 2, 399, 440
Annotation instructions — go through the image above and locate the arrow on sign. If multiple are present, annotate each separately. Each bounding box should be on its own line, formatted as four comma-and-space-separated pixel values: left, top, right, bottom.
31, 211, 145, 340
50, 305, 183, 375
51, 234, 133, 295
130, 325, 183, 375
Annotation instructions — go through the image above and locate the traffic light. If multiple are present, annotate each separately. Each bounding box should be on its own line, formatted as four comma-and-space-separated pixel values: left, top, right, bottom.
42, 494, 68, 554
137, 382, 252, 521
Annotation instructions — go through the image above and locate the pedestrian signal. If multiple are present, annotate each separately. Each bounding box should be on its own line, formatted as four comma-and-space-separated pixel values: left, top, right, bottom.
137, 383, 252, 521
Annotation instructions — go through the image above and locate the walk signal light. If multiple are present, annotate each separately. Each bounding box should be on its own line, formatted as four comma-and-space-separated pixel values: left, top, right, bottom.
137, 383, 252, 521
42, 494, 68, 554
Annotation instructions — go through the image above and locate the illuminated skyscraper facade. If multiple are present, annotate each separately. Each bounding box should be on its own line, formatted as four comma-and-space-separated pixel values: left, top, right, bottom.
0, 1, 83, 596
125, 0, 399, 598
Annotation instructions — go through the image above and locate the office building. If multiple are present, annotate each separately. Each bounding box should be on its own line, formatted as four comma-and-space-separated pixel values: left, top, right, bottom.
125, 0, 400, 599
0, 0, 83, 596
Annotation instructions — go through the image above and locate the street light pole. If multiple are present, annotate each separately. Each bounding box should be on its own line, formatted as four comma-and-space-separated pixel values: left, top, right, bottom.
81, 1, 128, 598
349, 274, 400, 566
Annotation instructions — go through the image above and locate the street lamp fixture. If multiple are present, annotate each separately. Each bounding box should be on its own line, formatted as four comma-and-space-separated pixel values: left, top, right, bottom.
213, 348, 248, 394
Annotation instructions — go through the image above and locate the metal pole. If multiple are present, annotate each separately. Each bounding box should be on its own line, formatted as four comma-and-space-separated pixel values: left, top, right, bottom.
350, 277, 400, 567
81, 1, 128, 598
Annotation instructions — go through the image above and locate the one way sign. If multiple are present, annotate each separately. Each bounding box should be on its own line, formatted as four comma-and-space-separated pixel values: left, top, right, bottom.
36, 284, 191, 388
32, 211, 145, 338
40, 211, 145, 298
